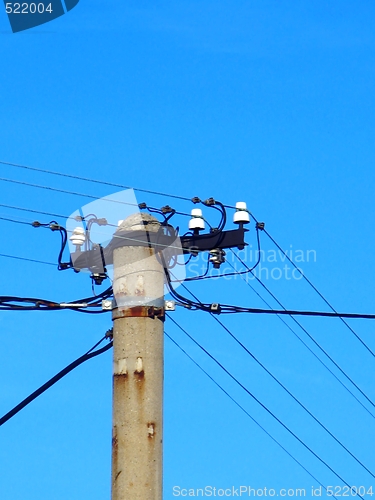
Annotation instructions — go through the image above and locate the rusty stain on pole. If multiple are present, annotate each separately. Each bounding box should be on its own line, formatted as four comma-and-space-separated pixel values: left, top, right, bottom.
111, 213, 164, 500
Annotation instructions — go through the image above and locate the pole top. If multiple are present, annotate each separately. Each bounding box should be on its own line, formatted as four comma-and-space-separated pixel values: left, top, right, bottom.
116, 213, 160, 234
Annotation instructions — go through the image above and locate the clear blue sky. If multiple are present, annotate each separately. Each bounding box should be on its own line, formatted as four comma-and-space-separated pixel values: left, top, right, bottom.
1, 1, 375, 499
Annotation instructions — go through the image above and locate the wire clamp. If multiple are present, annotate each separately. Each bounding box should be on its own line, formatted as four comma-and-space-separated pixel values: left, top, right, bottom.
203, 197, 216, 206
105, 328, 113, 340
210, 303, 222, 314
165, 300, 176, 311
102, 299, 114, 311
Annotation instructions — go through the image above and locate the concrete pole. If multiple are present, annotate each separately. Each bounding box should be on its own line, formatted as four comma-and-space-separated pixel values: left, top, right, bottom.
111, 213, 164, 500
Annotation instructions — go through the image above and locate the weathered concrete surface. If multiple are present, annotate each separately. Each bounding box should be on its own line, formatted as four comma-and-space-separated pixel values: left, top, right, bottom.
112, 213, 164, 500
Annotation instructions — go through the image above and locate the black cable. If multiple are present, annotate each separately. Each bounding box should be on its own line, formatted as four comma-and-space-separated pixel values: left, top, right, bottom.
174, 285, 375, 479
0, 202, 226, 259
165, 331, 329, 493
230, 251, 375, 414
0, 177, 140, 208
0, 337, 113, 426
226, 256, 375, 420
204, 203, 226, 231
185, 255, 211, 281
70, 286, 113, 305
85, 334, 111, 354
259, 223, 375, 359
0, 160, 192, 201
0, 202, 67, 220
166, 266, 375, 320
218, 315, 375, 477
186, 226, 262, 281
167, 315, 361, 494
4, 174, 375, 319
0, 215, 33, 226
221, 305, 375, 319
183, 274, 375, 318
0, 216, 72, 270
0, 253, 56, 267
0, 286, 113, 312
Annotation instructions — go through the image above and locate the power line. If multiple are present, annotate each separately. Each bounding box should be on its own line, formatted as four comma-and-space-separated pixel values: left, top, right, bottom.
228, 252, 375, 415
167, 315, 361, 493
0, 285, 112, 312
176, 283, 375, 480
0, 215, 32, 226
0, 160, 192, 201
3, 159, 373, 321
0, 203, 68, 220
6, 160, 372, 487
260, 224, 375, 358
165, 331, 329, 492
0, 176, 140, 207
221, 305, 375, 319
165, 261, 375, 320
0, 253, 56, 267
167, 270, 375, 320
0, 335, 113, 426
0, 211, 187, 263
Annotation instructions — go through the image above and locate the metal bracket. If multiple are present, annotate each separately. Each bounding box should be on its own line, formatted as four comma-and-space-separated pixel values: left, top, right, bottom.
102, 299, 114, 311
71, 224, 248, 271
165, 300, 176, 311
112, 306, 165, 321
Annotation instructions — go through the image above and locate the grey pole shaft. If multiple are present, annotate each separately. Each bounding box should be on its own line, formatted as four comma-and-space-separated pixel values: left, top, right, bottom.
111, 214, 164, 500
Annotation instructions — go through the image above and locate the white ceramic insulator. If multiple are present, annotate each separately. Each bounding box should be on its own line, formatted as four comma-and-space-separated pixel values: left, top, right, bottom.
69, 227, 86, 246
233, 202, 250, 224
189, 208, 205, 230
233, 211, 250, 224
191, 208, 203, 217
235, 202, 247, 211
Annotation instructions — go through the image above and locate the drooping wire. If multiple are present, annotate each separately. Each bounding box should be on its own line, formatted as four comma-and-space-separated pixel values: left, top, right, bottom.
167, 315, 361, 494
0, 335, 113, 427
165, 331, 329, 492
184, 254, 211, 281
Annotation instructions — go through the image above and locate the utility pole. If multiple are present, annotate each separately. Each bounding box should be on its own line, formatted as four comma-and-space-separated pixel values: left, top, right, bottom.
69, 199, 249, 499
111, 213, 164, 500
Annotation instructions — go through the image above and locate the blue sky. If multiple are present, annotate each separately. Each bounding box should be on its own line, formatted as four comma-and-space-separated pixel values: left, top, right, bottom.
1, 1, 375, 499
